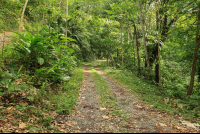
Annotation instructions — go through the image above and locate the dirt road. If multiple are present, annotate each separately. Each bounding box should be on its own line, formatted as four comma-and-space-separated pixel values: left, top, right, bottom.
52, 64, 200, 133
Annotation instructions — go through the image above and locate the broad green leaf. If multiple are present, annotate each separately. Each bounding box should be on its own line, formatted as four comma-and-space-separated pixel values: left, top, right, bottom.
38, 58, 44, 65
61, 76, 70, 81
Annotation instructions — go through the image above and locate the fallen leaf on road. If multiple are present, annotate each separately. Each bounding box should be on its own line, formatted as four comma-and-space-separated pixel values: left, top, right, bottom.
6, 107, 14, 113
159, 123, 167, 127
59, 129, 66, 132
17, 111, 23, 115
59, 121, 64, 124
19, 123, 26, 129
71, 121, 77, 125
65, 122, 72, 127
177, 104, 183, 109
164, 97, 169, 104
28, 118, 34, 123
0, 120, 5, 127
181, 120, 200, 128
100, 107, 106, 111
176, 126, 186, 130
135, 105, 143, 109
149, 105, 154, 108
8, 116, 15, 120
102, 115, 109, 119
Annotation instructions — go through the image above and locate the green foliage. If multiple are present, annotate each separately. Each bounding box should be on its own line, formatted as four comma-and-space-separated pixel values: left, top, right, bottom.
10, 28, 78, 88
51, 67, 83, 115
0, 71, 16, 96
0, 0, 21, 31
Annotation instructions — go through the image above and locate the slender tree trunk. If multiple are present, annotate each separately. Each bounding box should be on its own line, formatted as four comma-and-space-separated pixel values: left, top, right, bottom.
18, 0, 28, 33
155, 1, 161, 86
121, 22, 123, 65
117, 48, 119, 63
130, 31, 136, 69
137, 0, 150, 76
198, 56, 200, 82
42, 14, 45, 27
132, 21, 140, 72
66, 0, 68, 46
59, 0, 62, 8
2, 31, 5, 59
148, 13, 151, 31
127, 23, 130, 44
42, 0, 47, 27
108, 34, 111, 66
133, 33, 136, 68
187, 6, 200, 95
107, 50, 109, 66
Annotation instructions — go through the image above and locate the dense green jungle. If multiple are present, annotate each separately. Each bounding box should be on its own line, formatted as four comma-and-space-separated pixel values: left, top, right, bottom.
0, 0, 200, 132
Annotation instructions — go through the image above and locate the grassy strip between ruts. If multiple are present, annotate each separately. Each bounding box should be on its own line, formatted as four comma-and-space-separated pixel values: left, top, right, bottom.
89, 64, 130, 122
98, 62, 200, 125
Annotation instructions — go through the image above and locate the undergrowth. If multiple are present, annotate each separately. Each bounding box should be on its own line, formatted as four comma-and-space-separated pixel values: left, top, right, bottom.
50, 66, 83, 115
0, 65, 83, 132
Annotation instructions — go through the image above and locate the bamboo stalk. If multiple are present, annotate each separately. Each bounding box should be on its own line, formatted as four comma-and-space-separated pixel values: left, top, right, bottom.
18, 0, 29, 33
66, 0, 68, 46
157, 1, 161, 87
137, 0, 150, 77
2, 31, 5, 59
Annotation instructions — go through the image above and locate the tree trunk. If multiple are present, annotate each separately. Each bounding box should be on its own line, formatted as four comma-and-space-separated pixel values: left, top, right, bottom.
149, 5, 178, 69
155, 1, 161, 86
132, 21, 140, 72
66, 0, 68, 46
187, 6, 200, 95
107, 50, 109, 66
117, 48, 119, 64
198, 57, 200, 82
18, 0, 28, 33
121, 22, 123, 65
137, 0, 150, 76
42, 0, 47, 27
130, 32, 136, 69
127, 23, 130, 44
2, 31, 5, 59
